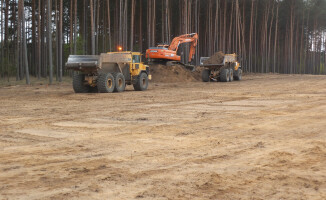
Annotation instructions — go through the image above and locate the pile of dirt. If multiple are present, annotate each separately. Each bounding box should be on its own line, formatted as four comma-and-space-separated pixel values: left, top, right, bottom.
149, 64, 201, 83
203, 51, 225, 64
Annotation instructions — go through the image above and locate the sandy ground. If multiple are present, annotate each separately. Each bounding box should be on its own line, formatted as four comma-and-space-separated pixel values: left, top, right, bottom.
0, 74, 325, 200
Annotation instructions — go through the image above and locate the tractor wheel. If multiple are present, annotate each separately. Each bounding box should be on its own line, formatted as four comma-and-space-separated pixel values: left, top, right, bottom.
229, 69, 234, 82
202, 69, 211, 82
113, 73, 126, 92
133, 72, 149, 91
97, 73, 115, 93
234, 68, 242, 81
220, 68, 229, 82
73, 73, 90, 93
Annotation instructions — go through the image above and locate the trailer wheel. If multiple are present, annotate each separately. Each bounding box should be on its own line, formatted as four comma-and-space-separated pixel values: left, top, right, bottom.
229, 69, 234, 82
97, 73, 115, 93
202, 69, 211, 82
234, 68, 242, 81
133, 72, 148, 91
220, 68, 229, 82
113, 73, 126, 92
73, 73, 90, 93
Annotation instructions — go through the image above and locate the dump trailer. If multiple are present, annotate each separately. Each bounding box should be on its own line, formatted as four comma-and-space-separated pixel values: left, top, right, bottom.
200, 53, 242, 82
65, 52, 151, 93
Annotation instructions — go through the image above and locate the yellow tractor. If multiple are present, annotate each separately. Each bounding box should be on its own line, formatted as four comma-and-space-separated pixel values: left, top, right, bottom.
65, 52, 151, 93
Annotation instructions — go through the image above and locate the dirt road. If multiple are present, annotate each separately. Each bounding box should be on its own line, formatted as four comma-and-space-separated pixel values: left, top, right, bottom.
0, 74, 325, 200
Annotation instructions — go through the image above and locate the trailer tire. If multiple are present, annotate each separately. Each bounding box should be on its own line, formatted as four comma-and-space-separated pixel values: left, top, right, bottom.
220, 68, 229, 82
202, 69, 211, 82
73, 73, 90, 93
113, 73, 126, 92
234, 68, 242, 81
133, 72, 148, 91
229, 69, 234, 82
97, 73, 115, 93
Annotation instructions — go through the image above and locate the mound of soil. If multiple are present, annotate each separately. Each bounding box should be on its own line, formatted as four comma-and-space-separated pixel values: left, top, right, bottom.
203, 51, 225, 64
149, 64, 201, 83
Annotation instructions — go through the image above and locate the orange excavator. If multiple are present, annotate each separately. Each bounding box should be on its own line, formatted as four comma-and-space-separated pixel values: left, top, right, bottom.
146, 33, 198, 70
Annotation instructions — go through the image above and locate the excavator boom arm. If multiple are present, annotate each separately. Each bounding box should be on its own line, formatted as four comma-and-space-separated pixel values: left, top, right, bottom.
168, 33, 198, 62
168, 33, 198, 51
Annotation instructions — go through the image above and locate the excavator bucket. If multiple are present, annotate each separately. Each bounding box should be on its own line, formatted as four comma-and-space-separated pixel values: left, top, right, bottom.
65, 55, 99, 70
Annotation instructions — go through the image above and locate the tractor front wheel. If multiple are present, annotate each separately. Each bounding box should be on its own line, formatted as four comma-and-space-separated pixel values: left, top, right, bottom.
234, 68, 242, 81
133, 73, 149, 91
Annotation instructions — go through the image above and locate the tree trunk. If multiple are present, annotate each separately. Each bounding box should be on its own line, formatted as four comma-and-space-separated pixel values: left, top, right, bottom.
130, 0, 135, 51
139, 0, 142, 52
59, 0, 63, 81
273, 1, 279, 73
37, 0, 41, 79
90, 0, 95, 55
107, 0, 111, 51
47, 0, 53, 84
74, 0, 77, 54
19, 0, 30, 84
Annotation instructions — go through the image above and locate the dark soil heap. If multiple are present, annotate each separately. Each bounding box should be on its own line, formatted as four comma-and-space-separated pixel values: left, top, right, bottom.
149, 64, 201, 83
203, 51, 225, 64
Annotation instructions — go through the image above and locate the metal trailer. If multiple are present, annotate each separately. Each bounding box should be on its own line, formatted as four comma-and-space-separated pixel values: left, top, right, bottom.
199, 54, 242, 82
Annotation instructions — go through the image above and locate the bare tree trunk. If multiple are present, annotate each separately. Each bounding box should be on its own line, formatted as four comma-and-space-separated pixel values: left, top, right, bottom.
83, 0, 87, 54
119, 0, 123, 47
0, 0, 3, 79
69, 0, 73, 54
107, 0, 111, 51
55, 0, 58, 81
47, 0, 53, 84
147, 0, 151, 47
249, 0, 254, 72
273, 0, 279, 73
38, 0, 41, 79
32, 0, 36, 75
19, 0, 30, 84
74, 0, 77, 54
15, 0, 20, 80
214, 0, 219, 52
289, 0, 295, 74
124, 0, 128, 49
90, 0, 95, 54
152, 0, 156, 46
96, 0, 100, 54
59, 0, 63, 81
139, 0, 143, 52
222, 1, 226, 52
267, 0, 275, 73
130, 0, 135, 51
165, 0, 170, 43
227, 0, 234, 53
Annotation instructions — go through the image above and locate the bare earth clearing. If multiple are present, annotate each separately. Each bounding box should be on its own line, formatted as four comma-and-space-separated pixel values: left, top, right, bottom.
0, 74, 325, 200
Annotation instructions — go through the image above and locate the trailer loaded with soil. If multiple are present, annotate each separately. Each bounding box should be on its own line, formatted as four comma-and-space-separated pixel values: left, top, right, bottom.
200, 51, 242, 82
65, 52, 151, 93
